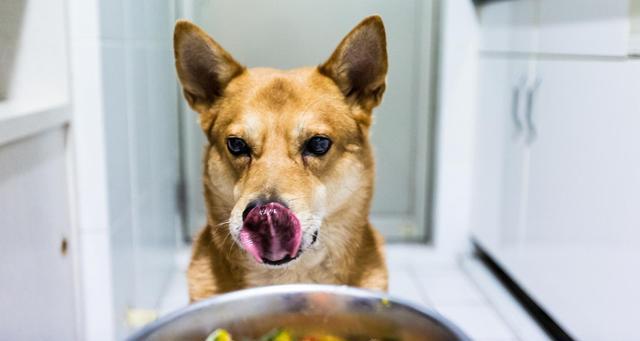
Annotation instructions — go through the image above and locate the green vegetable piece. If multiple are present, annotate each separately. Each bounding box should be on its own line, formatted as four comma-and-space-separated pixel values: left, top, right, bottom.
259, 328, 291, 341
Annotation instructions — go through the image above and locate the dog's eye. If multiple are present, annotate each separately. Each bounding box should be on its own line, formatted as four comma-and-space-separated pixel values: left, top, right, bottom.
227, 137, 250, 156
303, 136, 332, 156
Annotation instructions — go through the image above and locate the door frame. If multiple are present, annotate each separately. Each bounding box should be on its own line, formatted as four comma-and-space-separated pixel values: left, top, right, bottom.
176, 0, 441, 243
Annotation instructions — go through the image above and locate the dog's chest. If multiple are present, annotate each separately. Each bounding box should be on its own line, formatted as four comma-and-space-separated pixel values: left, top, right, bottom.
245, 267, 340, 287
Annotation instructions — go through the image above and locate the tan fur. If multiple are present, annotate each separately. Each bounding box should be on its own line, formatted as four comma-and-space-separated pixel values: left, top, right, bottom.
174, 16, 389, 302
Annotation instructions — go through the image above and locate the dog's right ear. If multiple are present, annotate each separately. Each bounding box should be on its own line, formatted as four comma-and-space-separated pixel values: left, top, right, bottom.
174, 20, 244, 111
319, 16, 388, 113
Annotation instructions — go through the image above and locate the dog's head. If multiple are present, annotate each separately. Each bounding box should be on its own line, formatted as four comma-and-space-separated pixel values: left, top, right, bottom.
174, 16, 387, 267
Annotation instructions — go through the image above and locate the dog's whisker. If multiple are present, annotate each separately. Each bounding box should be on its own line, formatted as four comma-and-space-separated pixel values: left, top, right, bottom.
285, 196, 305, 204
220, 229, 233, 250
225, 229, 238, 259
213, 219, 231, 228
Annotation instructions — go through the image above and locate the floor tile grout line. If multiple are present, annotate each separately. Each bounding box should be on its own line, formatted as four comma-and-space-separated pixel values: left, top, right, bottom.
154, 266, 179, 311
410, 261, 515, 340
410, 260, 491, 307
158, 270, 190, 315
459, 256, 524, 341
407, 263, 436, 307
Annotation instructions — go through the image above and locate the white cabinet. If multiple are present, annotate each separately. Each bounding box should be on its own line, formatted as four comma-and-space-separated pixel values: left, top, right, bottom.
0, 0, 78, 338
476, 4, 640, 339
473, 55, 640, 340
472, 58, 510, 249
525, 60, 640, 243
519, 58, 640, 341
479, 0, 538, 53
473, 57, 531, 250
538, 0, 632, 56
0, 129, 77, 339
480, 0, 640, 56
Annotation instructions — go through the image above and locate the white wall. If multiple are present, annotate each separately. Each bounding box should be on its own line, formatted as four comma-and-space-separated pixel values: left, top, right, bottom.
99, 0, 181, 338
432, 0, 479, 254
68, 0, 181, 339
0, 0, 68, 105
67, 0, 115, 339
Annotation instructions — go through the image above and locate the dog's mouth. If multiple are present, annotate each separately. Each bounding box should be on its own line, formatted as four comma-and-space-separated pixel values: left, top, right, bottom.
239, 202, 304, 265
262, 254, 299, 266
259, 230, 318, 266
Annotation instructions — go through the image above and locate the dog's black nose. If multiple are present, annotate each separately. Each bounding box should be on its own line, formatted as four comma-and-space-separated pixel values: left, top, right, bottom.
242, 197, 289, 221
242, 199, 263, 221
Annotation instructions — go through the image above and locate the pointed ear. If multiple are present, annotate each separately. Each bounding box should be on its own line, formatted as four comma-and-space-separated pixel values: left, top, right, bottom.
319, 15, 388, 111
174, 20, 244, 111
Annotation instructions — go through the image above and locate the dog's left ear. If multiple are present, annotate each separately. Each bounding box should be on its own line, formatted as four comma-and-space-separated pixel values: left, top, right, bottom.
174, 20, 244, 112
319, 15, 388, 112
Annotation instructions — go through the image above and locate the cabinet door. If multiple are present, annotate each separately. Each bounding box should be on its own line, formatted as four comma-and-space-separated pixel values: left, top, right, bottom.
471, 57, 531, 250
516, 59, 640, 340
479, 0, 538, 53
0, 128, 77, 339
538, 0, 630, 56
527, 59, 640, 244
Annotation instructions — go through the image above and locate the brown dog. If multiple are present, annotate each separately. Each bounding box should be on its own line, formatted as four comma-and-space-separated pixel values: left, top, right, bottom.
173, 15, 389, 301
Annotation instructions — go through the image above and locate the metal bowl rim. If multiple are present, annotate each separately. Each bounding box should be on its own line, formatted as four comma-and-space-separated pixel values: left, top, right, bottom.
127, 284, 470, 341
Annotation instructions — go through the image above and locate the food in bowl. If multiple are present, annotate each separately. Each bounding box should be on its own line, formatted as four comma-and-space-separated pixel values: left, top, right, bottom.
205, 328, 399, 341
127, 285, 469, 341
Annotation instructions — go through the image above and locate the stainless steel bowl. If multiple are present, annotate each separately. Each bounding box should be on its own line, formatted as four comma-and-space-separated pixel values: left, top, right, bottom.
128, 284, 469, 341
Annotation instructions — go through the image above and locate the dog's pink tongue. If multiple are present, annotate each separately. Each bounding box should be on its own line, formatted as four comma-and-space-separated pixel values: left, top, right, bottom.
239, 202, 302, 263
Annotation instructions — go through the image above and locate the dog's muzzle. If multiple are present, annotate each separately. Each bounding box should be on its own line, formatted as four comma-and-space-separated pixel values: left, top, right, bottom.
239, 201, 302, 265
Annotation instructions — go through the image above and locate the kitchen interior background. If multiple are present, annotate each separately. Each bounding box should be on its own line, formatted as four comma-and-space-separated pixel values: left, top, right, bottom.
1, 0, 639, 340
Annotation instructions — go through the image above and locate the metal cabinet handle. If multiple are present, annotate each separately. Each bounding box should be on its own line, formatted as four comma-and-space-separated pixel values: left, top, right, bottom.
510, 76, 527, 140
511, 83, 523, 136
525, 78, 542, 144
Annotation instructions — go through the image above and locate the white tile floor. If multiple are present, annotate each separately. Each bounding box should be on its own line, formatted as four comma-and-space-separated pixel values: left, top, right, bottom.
158, 243, 550, 341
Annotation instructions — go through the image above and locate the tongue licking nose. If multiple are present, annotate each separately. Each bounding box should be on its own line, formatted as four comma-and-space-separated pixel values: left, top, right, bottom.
239, 202, 302, 264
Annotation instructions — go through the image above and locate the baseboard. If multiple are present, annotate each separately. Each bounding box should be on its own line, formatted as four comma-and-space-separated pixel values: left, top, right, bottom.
472, 240, 575, 341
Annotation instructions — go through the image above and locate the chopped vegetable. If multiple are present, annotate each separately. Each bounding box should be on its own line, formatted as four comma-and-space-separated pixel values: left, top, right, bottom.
317, 335, 344, 341
205, 328, 348, 341
258, 329, 291, 341
272, 329, 292, 341
205, 328, 233, 341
